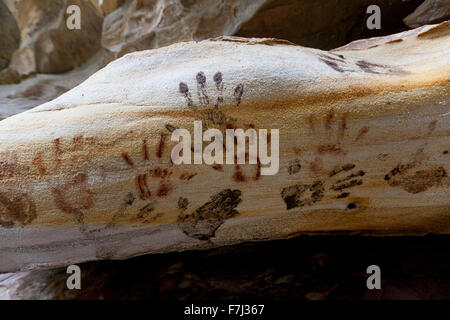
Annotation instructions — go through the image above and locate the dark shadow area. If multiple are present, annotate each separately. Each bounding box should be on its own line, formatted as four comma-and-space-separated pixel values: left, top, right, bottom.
235, 0, 424, 49
11, 234, 449, 300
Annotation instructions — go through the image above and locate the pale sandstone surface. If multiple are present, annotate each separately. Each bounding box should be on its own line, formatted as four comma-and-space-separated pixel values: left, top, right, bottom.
0, 22, 449, 272
0, 0, 266, 118
0, 1, 20, 71
3, 0, 448, 119
0, 0, 103, 85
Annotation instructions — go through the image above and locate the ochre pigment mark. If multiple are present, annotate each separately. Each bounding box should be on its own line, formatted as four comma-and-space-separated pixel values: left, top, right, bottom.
307, 111, 369, 180
355, 126, 370, 142
214, 71, 224, 107
255, 160, 262, 180
234, 84, 244, 106
233, 165, 246, 182
329, 164, 364, 196
150, 167, 172, 178
65, 135, 96, 164
157, 134, 167, 158
288, 159, 302, 175
428, 120, 438, 133
136, 174, 151, 200
337, 192, 350, 199
309, 156, 324, 175
73, 135, 83, 150
142, 139, 149, 161
202, 108, 237, 129
317, 144, 346, 156
120, 136, 176, 201
325, 110, 334, 130
32, 152, 47, 175
0, 151, 37, 228
329, 163, 356, 177
281, 181, 324, 210
180, 172, 197, 180
178, 197, 189, 212
385, 163, 447, 194
319, 54, 407, 75
137, 202, 155, 219
178, 189, 242, 240
0, 152, 18, 179
165, 124, 177, 133
282, 162, 365, 209
179, 71, 244, 108
0, 191, 37, 228
196, 71, 209, 105
339, 112, 349, 138
330, 179, 363, 191
121, 152, 134, 167
156, 182, 172, 197
107, 192, 135, 227
53, 138, 62, 165
356, 60, 384, 74
308, 115, 316, 133
319, 57, 345, 73
232, 159, 261, 182
137, 201, 163, 224
334, 170, 365, 184
51, 172, 94, 214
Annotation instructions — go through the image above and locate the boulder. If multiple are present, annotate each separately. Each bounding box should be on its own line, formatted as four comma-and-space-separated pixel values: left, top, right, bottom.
0, 0, 103, 84
102, 0, 267, 58
404, 0, 450, 28
0, 22, 448, 272
0, 0, 20, 71
0, 0, 434, 119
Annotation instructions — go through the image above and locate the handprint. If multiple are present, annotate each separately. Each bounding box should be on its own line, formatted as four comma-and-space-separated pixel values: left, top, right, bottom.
0, 150, 36, 228
281, 109, 370, 210
31, 135, 97, 232
384, 119, 447, 194
120, 135, 174, 201
179, 71, 244, 108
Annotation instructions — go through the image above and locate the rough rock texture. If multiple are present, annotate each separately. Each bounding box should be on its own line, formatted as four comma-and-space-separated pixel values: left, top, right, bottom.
333, 23, 444, 50
2, 0, 445, 120
0, 50, 113, 116
0, 0, 103, 84
0, 1, 20, 71
0, 22, 448, 272
235, 0, 424, 50
0, 0, 267, 119
101, 0, 267, 58
404, 0, 450, 28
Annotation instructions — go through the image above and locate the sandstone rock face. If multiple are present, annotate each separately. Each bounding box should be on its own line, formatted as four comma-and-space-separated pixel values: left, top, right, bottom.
0, 0, 103, 84
234, 0, 425, 50
0, 22, 448, 272
404, 0, 450, 28
99, 0, 125, 15
102, 0, 267, 58
88, 0, 125, 16
1, 0, 439, 120
0, 1, 20, 71
0, 0, 268, 118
